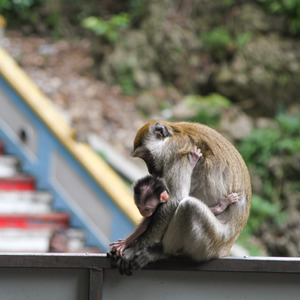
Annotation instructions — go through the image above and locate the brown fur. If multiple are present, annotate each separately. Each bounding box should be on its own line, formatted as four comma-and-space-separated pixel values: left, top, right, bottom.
113, 120, 251, 274
133, 120, 251, 250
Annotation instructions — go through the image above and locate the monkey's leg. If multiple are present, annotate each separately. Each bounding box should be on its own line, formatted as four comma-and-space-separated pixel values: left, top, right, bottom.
162, 197, 229, 261
209, 193, 238, 215
130, 243, 169, 271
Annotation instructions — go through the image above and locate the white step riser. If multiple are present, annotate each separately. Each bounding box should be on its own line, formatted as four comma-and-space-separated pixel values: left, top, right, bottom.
0, 149, 89, 251
0, 229, 85, 252
0, 191, 52, 202
0, 191, 52, 214
0, 156, 19, 177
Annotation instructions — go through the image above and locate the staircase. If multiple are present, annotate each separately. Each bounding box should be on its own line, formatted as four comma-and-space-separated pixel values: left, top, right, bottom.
0, 140, 92, 252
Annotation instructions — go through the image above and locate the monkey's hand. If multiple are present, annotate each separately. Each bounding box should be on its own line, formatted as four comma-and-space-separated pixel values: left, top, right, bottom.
107, 242, 131, 274
188, 146, 203, 168
109, 239, 128, 257
111, 246, 137, 276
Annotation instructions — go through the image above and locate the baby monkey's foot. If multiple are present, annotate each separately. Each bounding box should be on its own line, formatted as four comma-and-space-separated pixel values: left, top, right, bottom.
224, 193, 239, 205
188, 146, 203, 168
210, 192, 239, 216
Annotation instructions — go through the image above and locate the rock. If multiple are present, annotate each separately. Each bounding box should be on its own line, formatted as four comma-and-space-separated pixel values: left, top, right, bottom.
172, 101, 196, 121
221, 106, 253, 140
136, 87, 182, 116
261, 215, 300, 256
248, 167, 263, 195
230, 3, 284, 34
255, 117, 277, 129
214, 35, 300, 116
136, 92, 162, 115
97, 0, 218, 94
133, 69, 162, 89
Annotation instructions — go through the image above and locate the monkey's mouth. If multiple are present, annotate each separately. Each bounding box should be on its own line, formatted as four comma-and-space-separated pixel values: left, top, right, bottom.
132, 146, 163, 177
142, 151, 163, 178
145, 157, 163, 178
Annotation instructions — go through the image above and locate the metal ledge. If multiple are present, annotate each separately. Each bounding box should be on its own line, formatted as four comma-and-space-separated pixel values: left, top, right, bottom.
0, 253, 299, 300
0, 253, 299, 273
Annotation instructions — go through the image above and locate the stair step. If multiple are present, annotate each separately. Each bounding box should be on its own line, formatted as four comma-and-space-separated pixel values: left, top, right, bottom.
0, 228, 85, 252
0, 212, 70, 229
0, 156, 19, 177
65, 228, 86, 252
0, 141, 4, 155
0, 174, 35, 191
0, 191, 52, 214
0, 142, 91, 252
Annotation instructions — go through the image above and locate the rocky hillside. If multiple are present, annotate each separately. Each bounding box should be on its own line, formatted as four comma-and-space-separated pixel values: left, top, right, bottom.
1, 0, 300, 256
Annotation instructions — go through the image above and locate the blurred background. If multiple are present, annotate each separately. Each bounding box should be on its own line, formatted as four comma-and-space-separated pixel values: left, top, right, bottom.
0, 0, 300, 256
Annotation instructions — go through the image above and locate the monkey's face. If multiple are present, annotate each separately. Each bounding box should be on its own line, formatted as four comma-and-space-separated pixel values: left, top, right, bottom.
136, 197, 159, 218
132, 121, 173, 177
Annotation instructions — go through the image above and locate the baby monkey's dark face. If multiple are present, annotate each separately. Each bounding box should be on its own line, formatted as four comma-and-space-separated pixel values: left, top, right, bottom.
136, 197, 160, 218
133, 174, 169, 218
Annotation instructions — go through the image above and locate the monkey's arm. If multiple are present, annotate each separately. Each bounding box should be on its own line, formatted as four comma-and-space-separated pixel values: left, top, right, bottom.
140, 201, 178, 245
122, 218, 150, 246
114, 200, 178, 275
109, 218, 150, 256
164, 155, 196, 200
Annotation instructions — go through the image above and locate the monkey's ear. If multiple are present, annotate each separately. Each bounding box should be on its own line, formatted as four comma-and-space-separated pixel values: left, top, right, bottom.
154, 122, 171, 140
160, 191, 169, 202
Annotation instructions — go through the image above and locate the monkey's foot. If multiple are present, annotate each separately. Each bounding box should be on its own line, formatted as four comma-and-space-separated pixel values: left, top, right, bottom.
131, 245, 168, 271
209, 193, 239, 215
225, 193, 239, 205
188, 146, 203, 168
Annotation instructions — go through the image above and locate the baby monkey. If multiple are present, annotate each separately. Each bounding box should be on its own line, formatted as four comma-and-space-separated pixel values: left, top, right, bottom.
110, 147, 238, 256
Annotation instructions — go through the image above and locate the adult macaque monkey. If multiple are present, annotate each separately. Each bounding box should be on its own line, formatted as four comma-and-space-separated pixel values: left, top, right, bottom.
110, 153, 238, 257
112, 120, 251, 275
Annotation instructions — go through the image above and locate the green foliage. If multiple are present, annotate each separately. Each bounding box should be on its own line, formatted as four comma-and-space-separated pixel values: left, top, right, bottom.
259, 0, 300, 36
0, 0, 36, 9
0, 0, 41, 25
113, 59, 137, 95
236, 234, 264, 256
81, 11, 135, 93
222, 0, 234, 7
202, 27, 232, 60
238, 127, 280, 165
127, 0, 147, 23
238, 113, 300, 252
247, 195, 286, 235
235, 32, 253, 50
201, 27, 252, 60
182, 93, 231, 126
239, 114, 300, 168
116, 71, 137, 95
81, 13, 131, 44
237, 193, 287, 255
